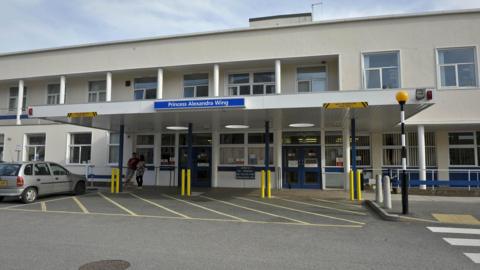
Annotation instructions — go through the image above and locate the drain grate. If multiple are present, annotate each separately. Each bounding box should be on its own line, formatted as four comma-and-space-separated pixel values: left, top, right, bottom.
79, 260, 130, 270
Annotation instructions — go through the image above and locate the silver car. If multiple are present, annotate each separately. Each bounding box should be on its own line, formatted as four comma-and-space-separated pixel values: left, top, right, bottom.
0, 162, 86, 203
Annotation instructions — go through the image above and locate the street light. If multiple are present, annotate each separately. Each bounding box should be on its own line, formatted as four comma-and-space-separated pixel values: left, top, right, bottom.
396, 91, 409, 215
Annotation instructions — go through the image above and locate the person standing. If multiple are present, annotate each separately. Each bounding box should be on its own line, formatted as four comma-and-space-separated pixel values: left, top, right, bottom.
136, 155, 146, 189
125, 152, 139, 187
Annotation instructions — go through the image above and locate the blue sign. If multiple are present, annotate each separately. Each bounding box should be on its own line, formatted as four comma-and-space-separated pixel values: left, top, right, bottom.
154, 98, 245, 110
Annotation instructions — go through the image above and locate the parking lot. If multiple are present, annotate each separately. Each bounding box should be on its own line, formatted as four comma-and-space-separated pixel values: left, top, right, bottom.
0, 187, 370, 228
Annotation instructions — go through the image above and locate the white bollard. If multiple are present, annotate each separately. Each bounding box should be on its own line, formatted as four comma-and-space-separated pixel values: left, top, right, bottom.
376, 174, 383, 203
383, 175, 392, 209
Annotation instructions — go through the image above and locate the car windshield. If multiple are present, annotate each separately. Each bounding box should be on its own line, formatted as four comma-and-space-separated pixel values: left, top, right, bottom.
0, 164, 21, 176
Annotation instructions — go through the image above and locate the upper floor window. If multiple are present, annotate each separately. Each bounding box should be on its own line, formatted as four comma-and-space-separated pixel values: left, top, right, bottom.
134, 77, 157, 100
9, 87, 27, 111
228, 72, 275, 96
25, 134, 46, 161
363, 52, 400, 89
68, 133, 92, 164
88, 81, 106, 103
47, 84, 60, 105
184, 74, 208, 98
437, 47, 477, 88
297, 66, 327, 93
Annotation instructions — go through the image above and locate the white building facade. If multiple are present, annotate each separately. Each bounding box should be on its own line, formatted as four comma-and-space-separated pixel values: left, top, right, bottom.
0, 10, 479, 189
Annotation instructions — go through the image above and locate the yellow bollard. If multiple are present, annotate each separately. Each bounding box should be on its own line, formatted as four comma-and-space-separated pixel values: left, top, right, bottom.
111, 168, 115, 194
356, 170, 362, 201
187, 169, 191, 197
267, 170, 271, 198
349, 170, 354, 201
181, 169, 185, 196
115, 168, 120, 193
260, 170, 265, 198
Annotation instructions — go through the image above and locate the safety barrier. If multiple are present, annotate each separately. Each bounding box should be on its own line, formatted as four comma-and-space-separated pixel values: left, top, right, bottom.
261, 170, 272, 199
110, 168, 120, 194
180, 169, 191, 197
349, 170, 363, 201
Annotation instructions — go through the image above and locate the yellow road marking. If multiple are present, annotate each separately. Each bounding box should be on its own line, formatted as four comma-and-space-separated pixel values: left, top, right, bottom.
432, 214, 480, 225
398, 215, 439, 223
278, 198, 366, 216
200, 195, 310, 225
311, 198, 363, 208
41, 202, 46, 212
0, 207, 362, 228
162, 194, 247, 222
236, 197, 365, 225
129, 193, 190, 218
98, 192, 137, 216
73, 197, 89, 214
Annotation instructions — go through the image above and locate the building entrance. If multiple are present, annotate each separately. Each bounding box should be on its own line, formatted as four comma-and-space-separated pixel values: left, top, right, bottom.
178, 146, 212, 187
283, 146, 322, 189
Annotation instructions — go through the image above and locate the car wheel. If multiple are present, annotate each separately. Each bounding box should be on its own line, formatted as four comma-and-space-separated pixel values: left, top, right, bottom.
21, 187, 37, 204
74, 181, 86, 195
0, 196, 4, 202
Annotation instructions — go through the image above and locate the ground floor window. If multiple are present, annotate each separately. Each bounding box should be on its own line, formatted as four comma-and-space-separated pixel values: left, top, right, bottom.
383, 132, 437, 167
0, 134, 4, 161
448, 132, 478, 166
219, 132, 273, 166
161, 134, 175, 166
25, 134, 46, 161
135, 135, 155, 165
69, 133, 92, 164
108, 133, 119, 164
325, 132, 343, 167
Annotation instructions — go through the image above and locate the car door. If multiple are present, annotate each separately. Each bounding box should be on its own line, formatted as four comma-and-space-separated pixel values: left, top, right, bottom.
34, 163, 54, 195
49, 163, 71, 193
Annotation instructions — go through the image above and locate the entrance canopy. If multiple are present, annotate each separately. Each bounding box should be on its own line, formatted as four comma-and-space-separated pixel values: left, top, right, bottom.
30, 89, 434, 132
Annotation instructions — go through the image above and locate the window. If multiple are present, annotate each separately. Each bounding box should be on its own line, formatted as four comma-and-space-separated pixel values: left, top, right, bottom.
179, 133, 212, 145
34, 163, 51, 176
24, 164, 33, 176
248, 132, 274, 165
0, 134, 3, 161
69, 133, 92, 164
25, 134, 46, 161
363, 52, 400, 89
220, 133, 245, 165
438, 47, 477, 88
383, 132, 437, 167
297, 66, 327, 93
47, 84, 60, 104
50, 163, 69, 176
134, 77, 157, 100
88, 81, 106, 103
108, 133, 119, 164
184, 74, 209, 98
221, 133, 244, 144
136, 135, 154, 165
325, 132, 343, 166
228, 72, 275, 96
283, 132, 320, 144
248, 133, 273, 144
448, 132, 476, 166
161, 134, 175, 166
8, 87, 27, 111
354, 136, 371, 167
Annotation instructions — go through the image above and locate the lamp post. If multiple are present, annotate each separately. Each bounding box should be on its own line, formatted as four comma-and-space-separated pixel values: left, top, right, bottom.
396, 91, 409, 215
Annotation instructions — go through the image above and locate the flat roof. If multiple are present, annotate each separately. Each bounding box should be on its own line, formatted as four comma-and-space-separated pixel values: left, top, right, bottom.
1, 8, 479, 58
249, 12, 312, 22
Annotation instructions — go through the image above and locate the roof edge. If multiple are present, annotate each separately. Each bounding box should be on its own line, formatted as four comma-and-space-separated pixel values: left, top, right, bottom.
249, 12, 312, 22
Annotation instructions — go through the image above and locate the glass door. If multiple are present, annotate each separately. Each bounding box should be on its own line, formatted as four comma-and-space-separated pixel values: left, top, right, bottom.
178, 146, 212, 187
282, 146, 322, 189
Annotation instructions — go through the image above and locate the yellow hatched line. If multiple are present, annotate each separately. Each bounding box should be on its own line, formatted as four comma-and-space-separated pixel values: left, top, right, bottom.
310, 198, 363, 209
162, 194, 247, 222
129, 193, 190, 218
236, 197, 365, 225
201, 195, 310, 225
98, 192, 137, 216
73, 197, 89, 214
40, 202, 46, 212
278, 198, 366, 216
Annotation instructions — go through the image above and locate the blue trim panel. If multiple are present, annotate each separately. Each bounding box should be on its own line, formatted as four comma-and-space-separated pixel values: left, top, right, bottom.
0, 114, 28, 120
218, 166, 275, 172
154, 98, 245, 110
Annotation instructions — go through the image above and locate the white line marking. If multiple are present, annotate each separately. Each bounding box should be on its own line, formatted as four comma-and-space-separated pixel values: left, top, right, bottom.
162, 194, 247, 222
40, 202, 46, 212
129, 193, 190, 218
443, 238, 480, 247
278, 198, 366, 215
236, 197, 365, 225
98, 192, 137, 216
200, 195, 310, 225
464, 253, 480, 263
3, 195, 75, 209
73, 197, 89, 214
428, 227, 480, 235
311, 198, 363, 208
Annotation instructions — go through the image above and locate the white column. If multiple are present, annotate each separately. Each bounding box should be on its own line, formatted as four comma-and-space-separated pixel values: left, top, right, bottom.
275, 60, 281, 94
157, 68, 163, 99
212, 131, 220, 187
418, 125, 427, 190
213, 64, 220, 97
320, 109, 326, 189
343, 121, 351, 190
16, 80, 24, 125
59, 76, 66, 104
274, 127, 283, 189
106, 72, 112, 102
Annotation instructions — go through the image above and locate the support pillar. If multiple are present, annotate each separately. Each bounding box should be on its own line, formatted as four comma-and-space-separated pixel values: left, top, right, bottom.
213, 64, 220, 97
187, 123, 193, 175
106, 72, 112, 102
59, 76, 66, 104
351, 117, 358, 198
275, 60, 281, 94
157, 68, 163, 99
418, 125, 427, 190
118, 124, 125, 192
212, 131, 219, 187
273, 111, 283, 189
343, 120, 351, 190
320, 109, 326, 189
16, 80, 24, 125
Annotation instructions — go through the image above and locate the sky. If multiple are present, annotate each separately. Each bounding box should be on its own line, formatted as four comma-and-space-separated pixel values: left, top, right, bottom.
0, 0, 479, 53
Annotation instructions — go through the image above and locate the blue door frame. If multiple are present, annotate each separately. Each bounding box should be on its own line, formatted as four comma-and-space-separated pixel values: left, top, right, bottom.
282, 146, 322, 189
179, 146, 212, 187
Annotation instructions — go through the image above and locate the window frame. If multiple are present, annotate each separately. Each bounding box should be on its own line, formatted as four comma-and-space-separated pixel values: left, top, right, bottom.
133, 77, 158, 100
135, 134, 155, 166
67, 133, 92, 165
0, 133, 4, 162
218, 131, 274, 166
46, 83, 61, 105
24, 133, 46, 162
8, 86, 28, 111
362, 50, 401, 90
382, 132, 437, 167
436, 46, 478, 89
295, 64, 329, 93
108, 133, 120, 165
183, 73, 209, 98
226, 70, 276, 96
448, 131, 478, 167
88, 80, 107, 103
